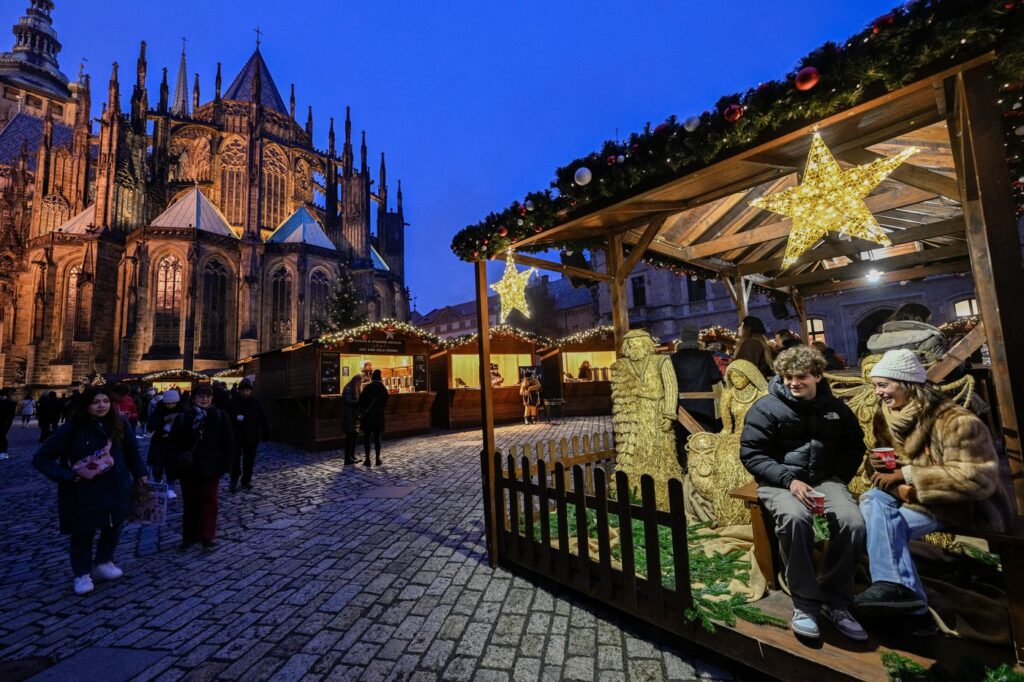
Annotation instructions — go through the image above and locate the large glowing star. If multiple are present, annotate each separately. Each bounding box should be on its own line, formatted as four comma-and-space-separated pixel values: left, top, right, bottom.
751, 132, 918, 269
490, 255, 536, 323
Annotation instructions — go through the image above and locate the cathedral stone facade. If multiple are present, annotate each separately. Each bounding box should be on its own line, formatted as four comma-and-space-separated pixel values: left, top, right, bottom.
0, 1, 410, 389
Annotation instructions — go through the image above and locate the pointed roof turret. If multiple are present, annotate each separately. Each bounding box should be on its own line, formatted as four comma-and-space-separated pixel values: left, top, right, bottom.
223, 50, 287, 114
158, 66, 168, 113
214, 62, 222, 100
0, 0, 71, 100
150, 187, 237, 238
305, 105, 313, 138
266, 206, 336, 251
192, 72, 200, 111
170, 38, 189, 117
289, 83, 295, 119
360, 130, 367, 174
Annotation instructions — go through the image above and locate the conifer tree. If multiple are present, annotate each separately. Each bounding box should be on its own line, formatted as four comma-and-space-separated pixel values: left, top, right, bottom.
315, 267, 367, 333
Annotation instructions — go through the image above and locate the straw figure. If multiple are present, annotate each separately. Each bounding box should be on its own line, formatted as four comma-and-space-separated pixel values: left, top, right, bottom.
684, 360, 769, 526
611, 329, 681, 509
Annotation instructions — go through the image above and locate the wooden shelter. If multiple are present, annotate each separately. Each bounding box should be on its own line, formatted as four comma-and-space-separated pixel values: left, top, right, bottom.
539, 327, 616, 417
140, 369, 210, 393
240, 322, 439, 450
470, 56, 1024, 678
430, 326, 546, 429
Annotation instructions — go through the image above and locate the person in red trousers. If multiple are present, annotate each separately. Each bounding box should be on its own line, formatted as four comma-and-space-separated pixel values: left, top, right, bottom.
168, 384, 234, 550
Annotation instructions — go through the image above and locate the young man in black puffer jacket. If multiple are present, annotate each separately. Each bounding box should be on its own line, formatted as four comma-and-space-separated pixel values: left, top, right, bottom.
740, 346, 867, 643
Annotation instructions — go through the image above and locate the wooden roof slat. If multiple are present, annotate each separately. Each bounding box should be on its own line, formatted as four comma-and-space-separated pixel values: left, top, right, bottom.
836, 148, 960, 201
770, 242, 968, 288
493, 251, 613, 283
799, 258, 969, 295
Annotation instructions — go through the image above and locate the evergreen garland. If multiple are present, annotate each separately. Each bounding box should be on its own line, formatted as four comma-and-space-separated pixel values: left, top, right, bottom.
451, 0, 1024, 279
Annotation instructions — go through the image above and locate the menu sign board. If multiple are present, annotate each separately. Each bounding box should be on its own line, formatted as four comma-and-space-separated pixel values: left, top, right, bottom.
349, 339, 407, 355
320, 353, 341, 395
413, 355, 428, 392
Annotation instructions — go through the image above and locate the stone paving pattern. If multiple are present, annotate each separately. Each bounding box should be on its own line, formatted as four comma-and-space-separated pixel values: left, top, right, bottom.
0, 416, 743, 681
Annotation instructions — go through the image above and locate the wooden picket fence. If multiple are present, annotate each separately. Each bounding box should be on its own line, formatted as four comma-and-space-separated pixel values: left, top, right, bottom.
481, 431, 694, 635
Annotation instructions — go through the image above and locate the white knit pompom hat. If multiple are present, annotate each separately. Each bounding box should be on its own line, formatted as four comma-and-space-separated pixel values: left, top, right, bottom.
869, 349, 927, 384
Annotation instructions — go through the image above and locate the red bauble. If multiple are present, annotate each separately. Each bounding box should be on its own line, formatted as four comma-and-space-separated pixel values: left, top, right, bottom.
795, 66, 820, 91
723, 104, 744, 122
757, 82, 770, 93
498, 226, 508, 237
534, 226, 543, 233
518, 205, 527, 216
1005, 1, 1016, 9
653, 122, 671, 136
606, 155, 617, 166
631, 144, 639, 152
482, 238, 489, 245
872, 12, 895, 33
472, 250, 479, 258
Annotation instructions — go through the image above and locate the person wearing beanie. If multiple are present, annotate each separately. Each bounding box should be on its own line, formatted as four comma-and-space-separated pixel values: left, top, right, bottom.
146, 389, 184, 499
866, 303, 947, 365
227, 379, 269, 491
734, 315, 774, 378
740, 346, 867, 642
670, 326, 723, 440
854, 349, 1014, 617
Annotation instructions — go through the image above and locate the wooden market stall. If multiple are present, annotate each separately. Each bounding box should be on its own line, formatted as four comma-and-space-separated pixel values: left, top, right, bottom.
140, 369, 211, 393
240, 321, 439, 450
458, 42, 1024, 680
539, 327, 616, 417
430, 326, 547, 429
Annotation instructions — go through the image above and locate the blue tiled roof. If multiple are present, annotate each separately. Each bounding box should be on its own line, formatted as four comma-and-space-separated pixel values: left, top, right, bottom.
223, 50, 288, 114
0, 112, 73, 170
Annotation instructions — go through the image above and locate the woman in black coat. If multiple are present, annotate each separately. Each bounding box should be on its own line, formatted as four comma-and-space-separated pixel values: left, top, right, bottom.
33, 386, 148, 595
168, 383, 234, 549
358, 370, 389, 467
145, 389, 182, 496
341, 375, 363, 465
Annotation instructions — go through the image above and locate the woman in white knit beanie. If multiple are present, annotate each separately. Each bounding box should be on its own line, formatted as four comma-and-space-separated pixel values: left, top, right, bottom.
854, 349, 1013, 617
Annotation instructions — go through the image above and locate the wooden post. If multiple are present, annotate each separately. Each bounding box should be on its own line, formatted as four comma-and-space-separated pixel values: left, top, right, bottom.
606, 234, 629, 355
791, 288, 809, 343
475, 260, 500, 566
723, 275, 751, 326
949, 64, 1024, 511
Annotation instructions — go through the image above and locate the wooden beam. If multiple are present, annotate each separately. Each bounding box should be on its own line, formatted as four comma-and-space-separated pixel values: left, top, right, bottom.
474, 260, 499, 568
799, 259, 969, 295
770, 243, 968, 288
618, 215, 668, 280
836, 148, 960, 202
735, 216, 965, 276
677, 405, 706, 434
493, 251, 612, 283
508, 212, 671, 252
927, 322, 986, 382
607, 234, 629, 355
952, 63, 1024, 519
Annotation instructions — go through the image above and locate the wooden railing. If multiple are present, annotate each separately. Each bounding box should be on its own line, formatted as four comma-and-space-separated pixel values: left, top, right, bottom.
482, 432, 694, 635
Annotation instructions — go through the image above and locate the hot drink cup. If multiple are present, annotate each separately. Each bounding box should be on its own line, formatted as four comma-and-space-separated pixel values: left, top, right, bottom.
873, 447, 897, 471
807, 491, 826, 516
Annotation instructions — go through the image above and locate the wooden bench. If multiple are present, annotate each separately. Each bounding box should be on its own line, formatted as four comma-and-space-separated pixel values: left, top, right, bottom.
730, 480, 1024, 662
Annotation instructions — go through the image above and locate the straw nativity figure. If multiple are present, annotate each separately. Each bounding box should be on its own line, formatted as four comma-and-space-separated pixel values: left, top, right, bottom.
684, 360, 768, 526
611, 329, 681, 509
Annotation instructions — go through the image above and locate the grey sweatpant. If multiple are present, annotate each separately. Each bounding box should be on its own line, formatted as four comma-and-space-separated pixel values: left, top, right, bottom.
758, 478, 865, 614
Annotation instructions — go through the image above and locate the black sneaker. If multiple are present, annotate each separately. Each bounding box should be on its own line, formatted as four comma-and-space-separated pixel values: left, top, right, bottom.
201, 540, 217, 550
241, 482, 252, 491
854, 581, 926, 616
229, 482, 238, 493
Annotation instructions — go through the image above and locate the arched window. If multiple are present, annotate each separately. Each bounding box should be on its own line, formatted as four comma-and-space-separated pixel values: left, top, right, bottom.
308, 270, 331, 329
153, 256, 182, 351
201, 260, 229, 355
806, 318, 826, 345
270, 267, 292, 348
261, 146, 288, 230
61, 265, 81, 353
954, 298, 979, 318
219, 138, 247, 226
40, 194, 70, 237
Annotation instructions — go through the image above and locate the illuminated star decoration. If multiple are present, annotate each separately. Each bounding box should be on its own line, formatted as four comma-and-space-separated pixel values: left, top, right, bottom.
490, 253, 536, 323
751, 132, 918, 269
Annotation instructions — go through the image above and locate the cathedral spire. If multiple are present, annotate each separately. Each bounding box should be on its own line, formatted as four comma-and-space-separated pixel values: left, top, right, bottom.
342, 106, 353, 178
192, 72, 200, 111
214, 62, 222, 101
170, 37, 189, 117
397, 179, 403, 215
289, 83, 295, 119
158, 66, 168, 114
305, 105, 313, 138
328, 116, 335, 157
379, 152, 387, 198
360, 130, 367, 175
107, 61, 120, 115
6, 1, 70, 99
136, 40, 147, 88
130, 41, 148, 132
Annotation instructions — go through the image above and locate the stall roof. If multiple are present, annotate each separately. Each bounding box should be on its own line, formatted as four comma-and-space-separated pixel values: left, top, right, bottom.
503, 56, 991, 296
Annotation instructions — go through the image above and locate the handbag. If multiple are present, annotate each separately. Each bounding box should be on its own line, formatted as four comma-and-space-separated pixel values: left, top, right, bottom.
71, 439, 114, 480
130, 482, 168, 525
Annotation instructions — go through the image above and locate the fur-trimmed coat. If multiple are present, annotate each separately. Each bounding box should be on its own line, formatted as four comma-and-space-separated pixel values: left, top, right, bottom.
866, 320, 946, 363
872, 400, 1014, 532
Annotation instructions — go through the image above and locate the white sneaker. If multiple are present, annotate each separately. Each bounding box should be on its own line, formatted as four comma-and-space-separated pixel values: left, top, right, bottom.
166, 488, 177, 500
0, 452, 8, 460
74, 575, 94, 595
92, 562, 124, 581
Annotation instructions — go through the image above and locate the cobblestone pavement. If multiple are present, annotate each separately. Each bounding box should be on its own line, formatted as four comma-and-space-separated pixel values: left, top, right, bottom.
0, 416, 745, 681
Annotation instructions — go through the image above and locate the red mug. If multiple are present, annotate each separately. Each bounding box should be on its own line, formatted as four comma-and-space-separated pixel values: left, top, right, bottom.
873, 447, 897, 471
807, 491, 826, 516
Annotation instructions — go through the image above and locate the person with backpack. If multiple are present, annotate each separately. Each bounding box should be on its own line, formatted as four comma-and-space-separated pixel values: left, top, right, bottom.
228, 379, 269, 492
168, 383, 234, 549
32, 386, 148, 595
358, 370, 389, 467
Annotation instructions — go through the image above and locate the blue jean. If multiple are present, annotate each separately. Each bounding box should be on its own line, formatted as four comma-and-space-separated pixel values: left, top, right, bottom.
860, 488, 943, 606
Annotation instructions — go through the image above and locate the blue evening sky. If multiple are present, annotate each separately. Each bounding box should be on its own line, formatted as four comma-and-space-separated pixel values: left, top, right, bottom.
51, 0, 896, 313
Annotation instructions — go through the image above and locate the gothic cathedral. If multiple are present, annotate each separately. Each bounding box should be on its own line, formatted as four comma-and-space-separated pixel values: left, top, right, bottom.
0, 1, 410, 389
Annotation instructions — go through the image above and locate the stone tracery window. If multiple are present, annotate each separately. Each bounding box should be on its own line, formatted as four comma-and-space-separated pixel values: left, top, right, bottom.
219, 138, 247, 226
308, 270, 330, 329
201, 260, 230, 356
152, 256, 182, 351
261, 145, 288, 230
39, 194, 70, 237
60, 265, 80, 354
270, 266, 292, 348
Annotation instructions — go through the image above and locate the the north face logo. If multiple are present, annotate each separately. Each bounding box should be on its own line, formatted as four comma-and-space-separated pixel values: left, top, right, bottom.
824, 412, 840, 420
